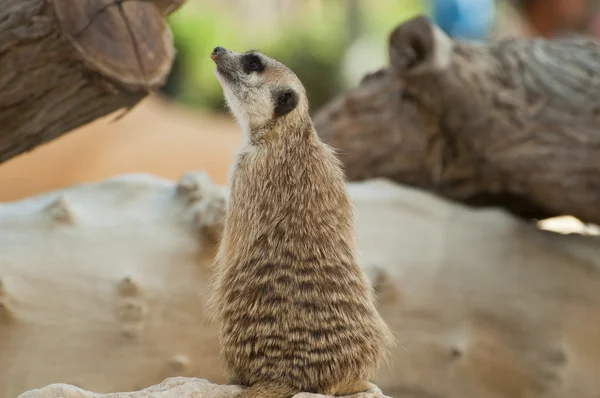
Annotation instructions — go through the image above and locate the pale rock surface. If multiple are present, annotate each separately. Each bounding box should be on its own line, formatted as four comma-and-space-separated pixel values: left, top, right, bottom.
2, 172, 600, 398
17, 378, 389, 398
0, 172, 226, 397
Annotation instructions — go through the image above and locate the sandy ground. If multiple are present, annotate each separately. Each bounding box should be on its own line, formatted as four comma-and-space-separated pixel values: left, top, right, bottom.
0, 96, 241, 202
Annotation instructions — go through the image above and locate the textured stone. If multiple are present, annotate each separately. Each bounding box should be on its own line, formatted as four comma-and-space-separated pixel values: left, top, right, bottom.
17, 378, 389, 398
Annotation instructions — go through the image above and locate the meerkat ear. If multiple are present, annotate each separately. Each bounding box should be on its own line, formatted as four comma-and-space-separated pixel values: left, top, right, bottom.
273, 89, 298, 117
388, 15, 453, 77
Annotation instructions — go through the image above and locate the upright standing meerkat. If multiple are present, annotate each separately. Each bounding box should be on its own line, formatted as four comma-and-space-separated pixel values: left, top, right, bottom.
208, 46, 395, 398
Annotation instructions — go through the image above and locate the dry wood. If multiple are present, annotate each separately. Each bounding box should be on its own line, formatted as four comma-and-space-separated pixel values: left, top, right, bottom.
3, 173, 600, 397
0, 0, 183, 165
315, 16, 600, 224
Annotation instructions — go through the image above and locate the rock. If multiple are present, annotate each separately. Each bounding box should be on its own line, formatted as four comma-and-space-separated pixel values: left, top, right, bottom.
17, 378, 389, 398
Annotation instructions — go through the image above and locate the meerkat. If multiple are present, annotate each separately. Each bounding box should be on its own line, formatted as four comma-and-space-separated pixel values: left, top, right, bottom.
208, 46, 395, 398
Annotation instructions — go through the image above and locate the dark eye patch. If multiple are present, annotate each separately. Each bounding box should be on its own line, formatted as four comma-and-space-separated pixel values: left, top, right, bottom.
273, 88, 298, 117
242, 53, 265, 74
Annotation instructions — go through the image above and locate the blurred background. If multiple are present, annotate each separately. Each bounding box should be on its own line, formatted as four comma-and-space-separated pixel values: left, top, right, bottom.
1, 0, 599, 202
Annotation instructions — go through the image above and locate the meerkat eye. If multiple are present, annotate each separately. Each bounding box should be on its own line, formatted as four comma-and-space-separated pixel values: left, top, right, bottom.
242, 54, 265, 74
249, 60, 260, 70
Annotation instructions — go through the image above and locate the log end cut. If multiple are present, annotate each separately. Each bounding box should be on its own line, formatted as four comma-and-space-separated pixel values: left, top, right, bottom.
53, 0, 177, 89
0, 0, 185, 164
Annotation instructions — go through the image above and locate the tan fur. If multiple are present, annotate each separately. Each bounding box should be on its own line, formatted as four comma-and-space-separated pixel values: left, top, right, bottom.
209, 48, 395, 398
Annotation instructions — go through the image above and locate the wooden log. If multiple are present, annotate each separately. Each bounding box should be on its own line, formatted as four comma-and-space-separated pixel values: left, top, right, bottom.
0, 0, 183, 165
315, 15, 600, 224
3, 172, 600, 397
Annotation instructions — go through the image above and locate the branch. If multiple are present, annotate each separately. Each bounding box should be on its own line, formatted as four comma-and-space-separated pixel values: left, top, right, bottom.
315, 15, 600, 223
0, 0, 184, 164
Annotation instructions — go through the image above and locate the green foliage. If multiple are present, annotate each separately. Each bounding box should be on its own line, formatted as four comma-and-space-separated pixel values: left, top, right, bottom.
166, 7, 239, 109
348, 0, 429, 74
363, 0, 428, 37
256, 2, 349, 112
165, 1, 428, 111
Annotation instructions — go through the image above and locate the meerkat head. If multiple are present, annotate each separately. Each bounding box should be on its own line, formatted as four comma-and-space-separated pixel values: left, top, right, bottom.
210, 46, 309, 133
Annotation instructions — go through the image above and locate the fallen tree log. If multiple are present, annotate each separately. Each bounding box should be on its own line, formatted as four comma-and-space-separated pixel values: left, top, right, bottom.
315, 15, 600, 224
2, 171, 600, 397
0, 0, 183, 164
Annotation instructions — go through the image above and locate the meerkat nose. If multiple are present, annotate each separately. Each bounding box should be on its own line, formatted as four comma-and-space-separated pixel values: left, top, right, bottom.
211, 46, 225, 61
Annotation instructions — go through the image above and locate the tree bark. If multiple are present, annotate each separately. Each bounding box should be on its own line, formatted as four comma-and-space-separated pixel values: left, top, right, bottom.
315, 16, 600, 225
0, 0, 183, 165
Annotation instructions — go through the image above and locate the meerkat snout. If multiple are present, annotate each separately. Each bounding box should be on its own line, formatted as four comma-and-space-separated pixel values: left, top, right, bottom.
210, 47, 308, 132
210, 46, 225, 61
